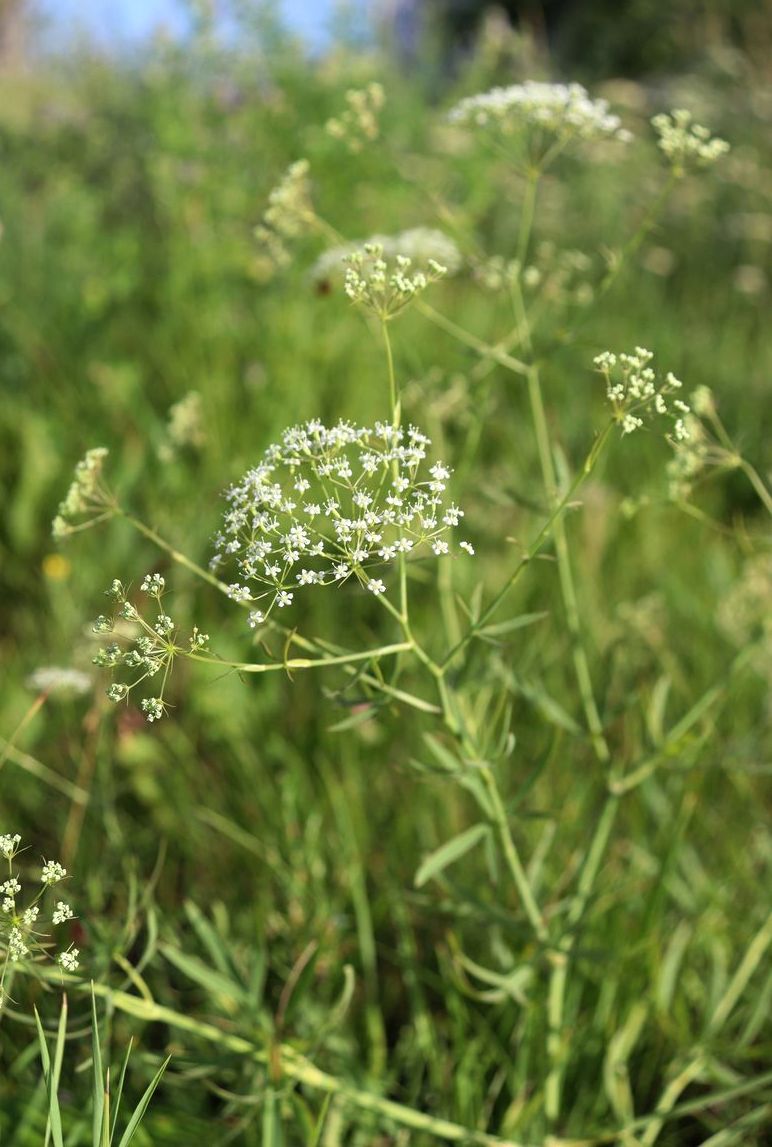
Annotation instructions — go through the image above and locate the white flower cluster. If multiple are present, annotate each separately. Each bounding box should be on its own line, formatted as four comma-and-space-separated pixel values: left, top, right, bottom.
254, 159, 316, 276
212, 420, 473, 624
325, 82, 385, 153
593, 348, 691, 439
52, 447, 111, 539
25, 666, 92, 697
448, 81, 631, 145
158, 390, 205, 461
93, 575, 209, 723
651, 109, 729, 172
343, 243, 448, 319
1, 834, 79, 995
312, 228, 462, 287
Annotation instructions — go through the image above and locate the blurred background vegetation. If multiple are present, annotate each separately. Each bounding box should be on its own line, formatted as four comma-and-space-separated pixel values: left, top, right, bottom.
0, 2, 770, 1143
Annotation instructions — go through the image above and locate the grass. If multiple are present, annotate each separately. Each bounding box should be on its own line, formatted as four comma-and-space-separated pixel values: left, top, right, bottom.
1, 17, 771, 1147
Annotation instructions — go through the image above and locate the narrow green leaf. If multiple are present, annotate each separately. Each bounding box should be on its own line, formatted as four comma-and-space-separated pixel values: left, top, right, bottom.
477, 611, 549, 639
110, 1040, 134, 1145
34, 1000, 65, 1147
262, 1087, 283, 1147
415, 824, 491, 888
115, 1056, 170, 1147
159, 943, 246, 1009
90, 987, 105, 1147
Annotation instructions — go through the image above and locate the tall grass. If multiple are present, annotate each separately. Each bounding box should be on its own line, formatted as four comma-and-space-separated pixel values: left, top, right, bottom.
1, 18, 771, 1146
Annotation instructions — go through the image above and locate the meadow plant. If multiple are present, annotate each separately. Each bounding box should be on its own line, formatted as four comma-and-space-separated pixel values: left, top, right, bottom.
47, 75, 772, 1143
1, 833, 78, 1008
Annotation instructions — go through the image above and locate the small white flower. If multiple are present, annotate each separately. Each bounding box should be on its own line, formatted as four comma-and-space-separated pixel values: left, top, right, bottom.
57, 948, 80, 973
0, 833, 21, 860
248, 610, 265, 628
0, 878, 21, 897
140, 573, 165, 595
276, 590, 294, 608
367, 579, 386, 595
459, 541, 475, 555
23, 906, 40, 927
9, 926, 29, 961
41, 861, 66, 886
52, 901, 75, 925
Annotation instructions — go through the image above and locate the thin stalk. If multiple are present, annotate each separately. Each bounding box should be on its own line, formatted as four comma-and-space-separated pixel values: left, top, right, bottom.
78, 983, 530, 1147
441, 423, 612, 668
381, 319, 408, 620
187, 642, 412, 675
480, 766, 548, 943
526, 364, 610, 765
118, 510, 231, 598
544, 792, 620, 1122
415, 300, 529, 377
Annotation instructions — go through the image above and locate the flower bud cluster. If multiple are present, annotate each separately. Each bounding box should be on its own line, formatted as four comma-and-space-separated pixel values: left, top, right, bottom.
93, 576, 209, 724
651, 109, 729, 173
594, 348, 691, 440
1, 833, 79, 1002
211, 420, 473, 625
52, 448, 111, 539
158, 390, 205, 461
344, 243, 448, 319
254, 159, 316, 276
325, 82, 385, 153
448, 81, 632, 145
312, 228, 462, 288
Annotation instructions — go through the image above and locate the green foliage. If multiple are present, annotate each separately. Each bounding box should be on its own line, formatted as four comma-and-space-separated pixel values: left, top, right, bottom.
1, 14, 771, 1147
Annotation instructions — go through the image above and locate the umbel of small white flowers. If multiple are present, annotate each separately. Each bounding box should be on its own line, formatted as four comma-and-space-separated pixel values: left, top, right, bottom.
594, 348, 691, 441
311, 229, 463, 288
254, 159, 316, 276
211, 419, 473, 626
95, 575, 209, 724
651, 109, 730, 174
343, 243, 448, 320
1, 833, 79, 1001
325, 82, 385, 153
448, 81, 632, 149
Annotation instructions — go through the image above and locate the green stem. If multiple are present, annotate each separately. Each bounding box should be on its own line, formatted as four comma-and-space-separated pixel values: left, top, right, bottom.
525, 364, 610, 766
414, 300, 529, 377
188, 642, 412, 674
118, 510, 231, 598
77, 983, 528, 1147
480, 766, 548, 943
545, 793, 620, 1122
441, 423, 612, 669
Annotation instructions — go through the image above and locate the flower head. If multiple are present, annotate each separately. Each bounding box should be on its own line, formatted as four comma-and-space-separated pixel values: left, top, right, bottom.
448, 81, 631, 153
651, 109, 729, 173
213, 420, 471, 623
343, 243, 447, 319
594, 348, 690, 441
52, 448, 111, 539
325, 82, 385, 153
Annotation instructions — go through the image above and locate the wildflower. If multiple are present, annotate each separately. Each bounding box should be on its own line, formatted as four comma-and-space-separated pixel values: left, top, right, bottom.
448, 81, 631, 155
367, 579, 386, 595
343, 243, 448, 319
254, 159, 316, 277
158, 391, 205, 461
311, 228, 462, 287
214, 420, 470, 624
594, 347, 690, 440
325, 82, 385, 153
41, 861, 66, 886
58, 948, 80, 973
25, 667, 92, 697
651, 109, 729, 173
1, 836, 81, 992
140, 698, 165, 723
0, 834, 21, 860
52, 902, 74, 925
52, 447, 111, 539
141, 573, 165, 595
